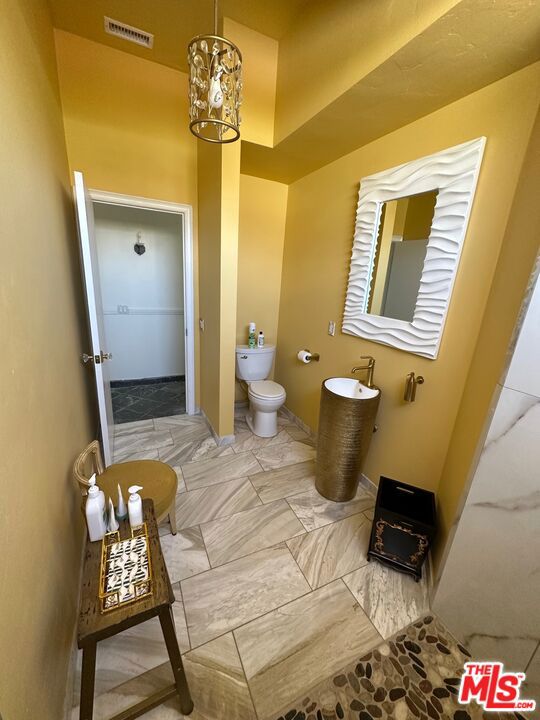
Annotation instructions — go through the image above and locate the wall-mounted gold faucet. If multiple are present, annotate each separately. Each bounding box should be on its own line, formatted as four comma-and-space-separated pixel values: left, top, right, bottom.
404, 372, 424, 402
352, 356, 375, 388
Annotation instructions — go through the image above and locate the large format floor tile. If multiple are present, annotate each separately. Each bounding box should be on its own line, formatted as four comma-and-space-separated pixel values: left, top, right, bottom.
157, 422, 212, 461
72, 633, 255, 720
174, 477, 261, 530
180, 633, 257, 720
285, 425, 316, 445
182, 451, 262, 490
154, 414, 207, 431
253, 441, 316, 470
249, 460, 316, 503
113, 429, 174, 461
113, 419, 154, 436
286, 512, 371, 589
159, 435, 233, 466
78, 411, 439, 720
71, 663, 176, 720
287, 486, 374, 531
160, 527, 210, 582
181, 545, 310, 648
343, 560, 430, 639
234, 579, 382, 718
230, 429, 291, 454
113, 448, 160, 463
72, 586, 189, 705
200, 500, 305, 567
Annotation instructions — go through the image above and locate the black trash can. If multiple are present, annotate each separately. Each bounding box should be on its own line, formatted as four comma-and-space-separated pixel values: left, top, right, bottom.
367, 476, 436, 581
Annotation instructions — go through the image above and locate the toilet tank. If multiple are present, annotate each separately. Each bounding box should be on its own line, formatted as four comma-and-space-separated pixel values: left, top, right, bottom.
235, 345, 275, 381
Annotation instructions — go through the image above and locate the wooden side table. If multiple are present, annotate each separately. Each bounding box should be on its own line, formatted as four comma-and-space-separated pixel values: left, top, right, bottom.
77, 499, 193, 720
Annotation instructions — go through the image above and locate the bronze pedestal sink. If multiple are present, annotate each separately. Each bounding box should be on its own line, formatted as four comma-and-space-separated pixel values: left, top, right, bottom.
315, 377, 380, 502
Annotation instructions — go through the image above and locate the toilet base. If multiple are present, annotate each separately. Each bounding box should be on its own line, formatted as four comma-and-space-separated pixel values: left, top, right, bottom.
246, 408, 278, 438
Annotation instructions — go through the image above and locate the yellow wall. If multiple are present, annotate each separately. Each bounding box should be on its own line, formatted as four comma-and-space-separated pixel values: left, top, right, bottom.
275, 64, 540, 500
54, 30, 200, 403
369, 200, 399, 315
0, 2, 93, 717
197, 143, 241, 437
197, 143, 223, 431
235, 175, 288, 399
219, 143, 241, 434
223, 19, 278, 147
403, 191, 438, 240
434, 109, 540, 575
54, 30, 197, 205
236, 176, 288, 345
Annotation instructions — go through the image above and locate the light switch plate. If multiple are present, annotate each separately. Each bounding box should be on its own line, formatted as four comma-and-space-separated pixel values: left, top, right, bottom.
328, 321, 336, 336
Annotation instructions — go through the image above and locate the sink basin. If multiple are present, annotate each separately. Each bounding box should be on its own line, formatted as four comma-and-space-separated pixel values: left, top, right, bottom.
324, 377, 380, 400
316, 377, 381, 502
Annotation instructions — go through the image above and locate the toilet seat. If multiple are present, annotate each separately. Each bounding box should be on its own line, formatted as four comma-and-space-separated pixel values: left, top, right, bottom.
249, 380, 286, 400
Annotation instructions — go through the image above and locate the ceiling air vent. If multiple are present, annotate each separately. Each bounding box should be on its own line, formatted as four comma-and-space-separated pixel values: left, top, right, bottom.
104, 17, 154, 49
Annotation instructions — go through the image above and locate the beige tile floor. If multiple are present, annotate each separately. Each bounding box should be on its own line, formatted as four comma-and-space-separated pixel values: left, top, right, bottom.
71, 408, 429, 720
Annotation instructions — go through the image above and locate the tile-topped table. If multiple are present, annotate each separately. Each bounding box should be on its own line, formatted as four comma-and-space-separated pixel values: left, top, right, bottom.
76, 499, 193, 720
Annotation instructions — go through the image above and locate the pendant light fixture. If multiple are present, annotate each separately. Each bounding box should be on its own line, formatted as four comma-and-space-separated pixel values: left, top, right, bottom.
187, 0, 243, 143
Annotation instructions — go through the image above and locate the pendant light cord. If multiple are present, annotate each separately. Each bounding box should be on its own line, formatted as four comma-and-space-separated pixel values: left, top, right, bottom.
214, 0, 218, 35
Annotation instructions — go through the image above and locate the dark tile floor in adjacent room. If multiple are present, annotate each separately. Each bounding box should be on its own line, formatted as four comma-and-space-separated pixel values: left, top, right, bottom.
112, 379, 185, 424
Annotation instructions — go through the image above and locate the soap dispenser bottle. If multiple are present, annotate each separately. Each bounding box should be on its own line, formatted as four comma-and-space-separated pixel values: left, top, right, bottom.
89, 473, 105, 515
257, 330, 265, 348
85, 481, 107, 542
128, 485, 144, 528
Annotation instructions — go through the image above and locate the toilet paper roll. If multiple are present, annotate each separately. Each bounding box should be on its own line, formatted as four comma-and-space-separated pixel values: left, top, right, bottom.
297, 350, 311, 364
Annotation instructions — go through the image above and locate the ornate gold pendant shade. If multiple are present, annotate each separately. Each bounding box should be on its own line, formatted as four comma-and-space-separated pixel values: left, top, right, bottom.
187, 1, 243, 143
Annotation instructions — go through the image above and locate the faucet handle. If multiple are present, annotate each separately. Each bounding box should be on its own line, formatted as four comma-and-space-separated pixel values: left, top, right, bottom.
360, 355, 375, 364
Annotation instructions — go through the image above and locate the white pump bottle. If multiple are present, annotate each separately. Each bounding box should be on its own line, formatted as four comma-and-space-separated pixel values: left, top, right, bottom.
85, 477, 107, 541
88, 473, 105, 514
128, 485, 144, 528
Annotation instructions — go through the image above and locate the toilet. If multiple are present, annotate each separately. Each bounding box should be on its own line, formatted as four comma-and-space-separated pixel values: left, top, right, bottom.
235, 345, 286, 437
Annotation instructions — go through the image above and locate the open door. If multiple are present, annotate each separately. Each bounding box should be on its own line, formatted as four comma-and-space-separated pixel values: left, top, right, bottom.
74, 171, 115, 465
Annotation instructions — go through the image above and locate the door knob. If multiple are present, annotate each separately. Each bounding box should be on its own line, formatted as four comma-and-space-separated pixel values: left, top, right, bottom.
82, 353, 97, 364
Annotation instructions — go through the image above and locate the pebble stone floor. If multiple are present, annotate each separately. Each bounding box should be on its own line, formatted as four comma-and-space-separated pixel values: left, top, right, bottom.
70, 408, 498, 720
273, 615, 526, 720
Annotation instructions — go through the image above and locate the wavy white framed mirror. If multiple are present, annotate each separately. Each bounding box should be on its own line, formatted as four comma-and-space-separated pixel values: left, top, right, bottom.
342, 138, 486, 359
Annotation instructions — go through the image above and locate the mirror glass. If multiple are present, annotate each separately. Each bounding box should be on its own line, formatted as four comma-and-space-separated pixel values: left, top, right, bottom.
367, 190, 438, 322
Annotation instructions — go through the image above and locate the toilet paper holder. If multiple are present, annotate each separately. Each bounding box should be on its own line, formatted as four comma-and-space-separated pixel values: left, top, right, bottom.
298, 349, 320, 363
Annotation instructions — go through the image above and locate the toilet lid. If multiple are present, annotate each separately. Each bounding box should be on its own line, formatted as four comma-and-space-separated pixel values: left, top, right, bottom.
249, 380, 285, 399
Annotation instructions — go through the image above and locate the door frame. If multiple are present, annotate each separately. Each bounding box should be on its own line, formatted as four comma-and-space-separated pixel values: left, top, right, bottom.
89, 189, 197, 415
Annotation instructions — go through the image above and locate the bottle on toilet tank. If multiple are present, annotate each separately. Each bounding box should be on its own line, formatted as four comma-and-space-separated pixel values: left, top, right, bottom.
257, 330, 265, 348
248, 322, 256, 349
